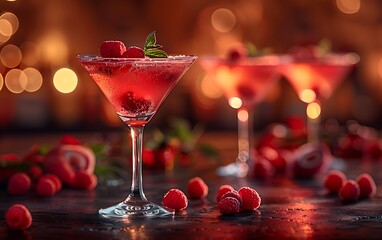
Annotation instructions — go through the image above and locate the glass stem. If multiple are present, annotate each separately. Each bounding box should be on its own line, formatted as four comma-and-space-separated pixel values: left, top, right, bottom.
306, 101, 321, 145
128, 126, 147, 201
236, 106, 254, 176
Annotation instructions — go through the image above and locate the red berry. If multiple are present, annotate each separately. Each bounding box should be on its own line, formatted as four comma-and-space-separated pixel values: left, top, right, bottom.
122, 46, 145, 58
187, 177, 209, 199
41, 174, 62, 192
142, 147, 156, 168
221, 190, 242, 205
36, 178, 56, 197
356, 173, 377, 198
238, 187, 261, 211
5, 204, 32, 231
216, 185, 234, 202
72, 171, 98, 190
162, 188, 188, 211
155, 145, 176, 170
7, 173, 32, 195
324, 170, 347, 193
60, 134, 81, 145
218, 197, 240, 215
27, 165, 43, 181
120, 91, 153, 116
254, 158, 275, 180
293, 143, 331, 178
100, 40, 126, 58
226, 47, 247, 61
339, 180, 360, 201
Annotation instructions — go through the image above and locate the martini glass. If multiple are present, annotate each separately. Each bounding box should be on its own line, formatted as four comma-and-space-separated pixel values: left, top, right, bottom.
78, 55, 196, 219
200, 55, 287, 177
282, 52, 359, 144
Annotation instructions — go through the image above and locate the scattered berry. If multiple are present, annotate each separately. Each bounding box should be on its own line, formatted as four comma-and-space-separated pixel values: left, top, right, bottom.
162, 188, 188, 211
324, 170, 347, 193
238, 187, 261, 211
7, 173, 32, 195
356, 173, 377, 198
27, 165, 43, 181
339, 180, 360, 201
60, 134, 81, 145
40, 174, 62, 193
72, 171, 98, 190
5, 204, 32, 231
187, 177, 209, 199
218, 197, 240, 215
36, 178, 56, 197
216, 185, 234, 202
100, 40, 126, 58
254, 158, 275, 180
122, 46, 145, 58
220, 190, 242, 205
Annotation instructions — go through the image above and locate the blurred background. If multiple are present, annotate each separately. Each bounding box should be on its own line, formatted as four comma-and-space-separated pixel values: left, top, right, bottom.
0, 0, 381, 133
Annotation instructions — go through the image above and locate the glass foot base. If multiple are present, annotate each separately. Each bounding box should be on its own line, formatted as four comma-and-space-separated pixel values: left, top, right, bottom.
216, 162, 249, 178
99, 200, 174, 219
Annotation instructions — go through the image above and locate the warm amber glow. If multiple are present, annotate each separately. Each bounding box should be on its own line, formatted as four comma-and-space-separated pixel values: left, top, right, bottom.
21, 42, 40, 67
336, 0, 360, 14
0, 73, 3, 91
211, 8, 236, 32
0, 12, 19, 35
0, 19, 12, 37
300, 89, 316, 103
0, 44, 22, 68
38, 31, 68, 65
23, 67, 43, 92
53, 68, 78, 93
201, 74, 223, 99
229, 97, 242, 109
378, 57, 382, 79
5, 69, 27, 93
238, 109, 248, 121
307, 102, 321, 120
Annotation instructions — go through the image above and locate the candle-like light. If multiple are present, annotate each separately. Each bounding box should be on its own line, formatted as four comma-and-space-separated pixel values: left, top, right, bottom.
300, 89, 316, 103
307, 102, 321, 120
23, 67, 43, 92
53, 68, 78, 93
200, 74, 223, 99
0, 44, 22, 68
5, 68, 27, 93
229, 97, 242, 109
336, 0, 360, 14
211, 8, 236, 33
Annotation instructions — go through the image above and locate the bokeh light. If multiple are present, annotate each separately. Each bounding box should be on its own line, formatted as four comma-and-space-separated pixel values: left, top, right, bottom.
0, 19, 12, 37
229, 97, 242, 109
0, 44, 22, 68
336, 0, 361, 14
5, 68, 27, 94
20, 42, 40, 67
300, 89, 317, 103
211, 8, 236, 33
307, 102, 321, 119
53, 68, 78, 93
238, 108, 248, 121
23, 67, 43, 92
0, 73, 3, 91
0, 12, 19, 35
200, 74, 223, 99
38, 31, 69, 66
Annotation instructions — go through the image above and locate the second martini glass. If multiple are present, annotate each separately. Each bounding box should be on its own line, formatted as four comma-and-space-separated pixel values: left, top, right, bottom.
200, 55, 286, 177
78, 54, 196, 219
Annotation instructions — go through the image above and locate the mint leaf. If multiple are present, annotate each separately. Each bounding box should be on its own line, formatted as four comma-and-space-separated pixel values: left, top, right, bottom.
144, 31, 168, 58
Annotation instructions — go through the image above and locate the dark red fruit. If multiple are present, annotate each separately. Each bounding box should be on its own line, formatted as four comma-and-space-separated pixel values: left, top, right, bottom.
339, 180, 360, 201
27, 165, 43, 181
41, 174, 62, 192
60, 134, 81, 145
324, 170, 346, 194
356, 173, 377, 198
187, 177, 209, 199
7, 173, 32, 195
218, 197, 240, 215
156, 145, 176, 171
121, 91, 152, 115
220, 190, 242, 205
36, 178, 56, 197
5, 204, 32, 231
142, 147, 156, 168
227, 47, 248, 61
216, 185, 234, 202
100, 40, 126, 58
72, 171, 98, 190
238, 187, 261, 211
162, 188, 188, 211
254, 157, 275, 180
122, 46, 145, 58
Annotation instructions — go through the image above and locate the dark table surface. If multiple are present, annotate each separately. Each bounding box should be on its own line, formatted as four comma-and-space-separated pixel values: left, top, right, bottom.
1, 132, 382, 240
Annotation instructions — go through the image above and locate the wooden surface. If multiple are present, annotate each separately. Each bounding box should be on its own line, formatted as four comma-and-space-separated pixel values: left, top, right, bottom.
1, 132, 382, 239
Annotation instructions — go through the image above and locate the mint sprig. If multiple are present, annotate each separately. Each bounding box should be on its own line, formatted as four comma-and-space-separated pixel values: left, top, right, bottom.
144, 31, 168, 58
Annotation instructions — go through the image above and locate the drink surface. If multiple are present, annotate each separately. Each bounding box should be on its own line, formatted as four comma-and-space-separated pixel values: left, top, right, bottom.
200, 56, 283, 107
78, 55, 196, 125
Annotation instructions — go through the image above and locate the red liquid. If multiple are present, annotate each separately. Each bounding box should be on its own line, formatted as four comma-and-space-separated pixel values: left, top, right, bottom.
200, 56, 283, 107
282, 53, 357, 101
79, 56, 195, 125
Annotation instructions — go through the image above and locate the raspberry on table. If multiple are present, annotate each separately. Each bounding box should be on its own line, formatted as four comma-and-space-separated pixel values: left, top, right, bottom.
238, 187, 261, 211
220, 190, 242, 205
27, 165, 43, 182
40, 174, 62, 193
218, 197, 240, 215
339, 180, 360, 201
5, 204, 33, 231
100, 40, 126, 58
122, 46, 145, 58
7, 173, 32, 195
36, 178, 57, 197
162, 188, 188, 211
187, 177, 209, 199
72, 171, 98, 190
356, 173, 377, 198
216, 185, 234, 202
324, 170, 347, 194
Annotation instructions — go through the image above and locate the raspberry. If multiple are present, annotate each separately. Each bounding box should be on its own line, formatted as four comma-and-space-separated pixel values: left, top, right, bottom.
122, 46, 145, 58
218, 197, 240, 215
324, 170, 347, 193
238, 187, 261, 211
187, 177, 209, 199
7, 173, 32, 195
27, 165, 43, 181
356, 173, 377, 198
227, 47, 248, 61
162, 188, 188, 211
254, 158, 275, 180
72, 171, 98, 190
221, 190, 242, 205
100, 40, 126, 58
36, 178, 56, 197
121, 91, 152, 115
339, 180, 360, 201
41, 174, 62, 192
60, 134, 81, 145
216, 185, 234, 202
5, 204, 32, 231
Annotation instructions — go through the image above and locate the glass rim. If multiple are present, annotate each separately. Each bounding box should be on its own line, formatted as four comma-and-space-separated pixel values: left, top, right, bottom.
200, 54, 292, 65
77, 54, 197, 62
